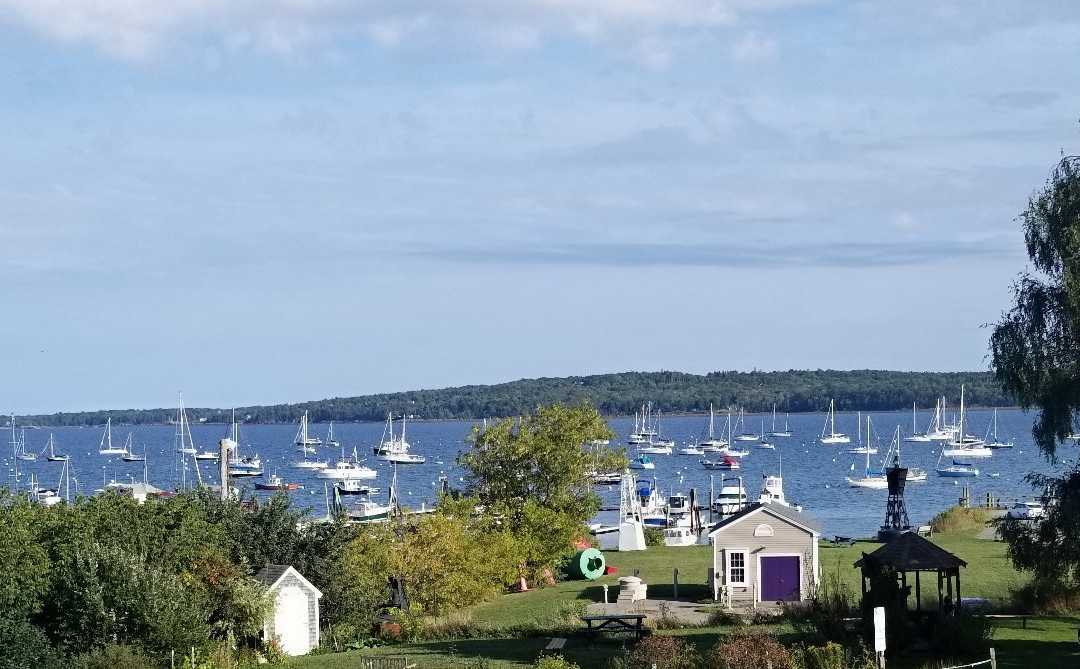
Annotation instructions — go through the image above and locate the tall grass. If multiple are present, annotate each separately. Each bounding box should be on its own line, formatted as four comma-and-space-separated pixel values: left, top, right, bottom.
930, 506, 993, 534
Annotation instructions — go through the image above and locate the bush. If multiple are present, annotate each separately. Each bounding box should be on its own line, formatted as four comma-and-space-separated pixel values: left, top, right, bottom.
534, 656, 581, 669
929, 506, 992, 534
627, 635, 697, 669
705, 609, 744, 626
800, 642, 846, 669
0, 616, 64, 669
1011, 579, 1080, 614
789, 561, 859, 645
931, 612, 991, 660
706, 630, 792, 669
644, 526, 665, 547
76, 644, 155, 669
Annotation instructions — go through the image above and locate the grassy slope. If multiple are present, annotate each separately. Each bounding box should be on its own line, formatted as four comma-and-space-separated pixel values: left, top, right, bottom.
294, 531, 1076, 669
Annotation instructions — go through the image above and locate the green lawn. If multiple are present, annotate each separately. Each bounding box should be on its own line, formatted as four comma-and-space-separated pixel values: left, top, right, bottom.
294, 529, 1073, 669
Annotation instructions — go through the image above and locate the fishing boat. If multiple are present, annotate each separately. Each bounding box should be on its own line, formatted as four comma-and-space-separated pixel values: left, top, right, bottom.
294, 411, 323, 448
701, 455, 739, 470
373, 413, 426, 464
98, 418, 128, 455
348, 469, 397, 523
255, 473, 299, 491
904, 402, 933, 442
677, 442, 705, 456
335, 480, 381, 496
712, 476, 748, 515
768, 405, 793, 438
317, 447, 378, 480
120, 433, 146, 462
43, 433, 69, 462
984, 408, 1014, 449
820, 400, 851, 444
629, 455, 655, 470
194, 449, 220, 461
700, 404, 727, 450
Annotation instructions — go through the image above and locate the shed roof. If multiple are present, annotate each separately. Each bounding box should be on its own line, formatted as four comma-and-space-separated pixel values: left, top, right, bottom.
254, 564, 324, 598
853, 532, 967, 571
708, 502, 822, 538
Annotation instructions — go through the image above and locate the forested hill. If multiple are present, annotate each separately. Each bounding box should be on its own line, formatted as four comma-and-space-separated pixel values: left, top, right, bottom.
13, 369, 1011, 427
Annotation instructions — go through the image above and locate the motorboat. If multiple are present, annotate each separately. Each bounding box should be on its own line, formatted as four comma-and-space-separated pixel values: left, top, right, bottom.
335, 480, 381, 496
629, 455, 655, 470
712, 477, 748, 515
255, 473, 299, 491
701, 455, 739, 470
317, 449, 378, 480
677, 443, 705, 456
663, 526, 698, 547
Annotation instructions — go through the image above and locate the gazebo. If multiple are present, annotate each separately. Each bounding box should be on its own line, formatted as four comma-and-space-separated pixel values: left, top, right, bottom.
854, 532, 967, 616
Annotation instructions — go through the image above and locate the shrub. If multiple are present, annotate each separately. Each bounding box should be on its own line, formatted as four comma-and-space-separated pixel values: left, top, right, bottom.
1011, 579, 1080, 614
534, 656, 581, 669
929, 506, 992, 534
0, 616, 64, 669
801, 642, 846, 669
644, 526, 666, 547
931, 612, 991, 660
627, 635, 698, 669
706, 630, 792, 669
705, 609, 744, 626
789, 561, 859, 645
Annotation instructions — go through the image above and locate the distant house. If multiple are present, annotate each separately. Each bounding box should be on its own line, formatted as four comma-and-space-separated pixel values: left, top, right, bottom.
254, 565, 323, 656
708, 502, 821, 606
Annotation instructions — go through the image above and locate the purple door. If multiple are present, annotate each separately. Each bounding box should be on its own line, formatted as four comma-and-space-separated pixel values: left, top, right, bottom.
760, 556, 800, 601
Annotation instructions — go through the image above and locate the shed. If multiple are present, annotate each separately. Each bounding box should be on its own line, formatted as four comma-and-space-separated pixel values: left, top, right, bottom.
708, 502, 821, 606
254, 565, 323, 656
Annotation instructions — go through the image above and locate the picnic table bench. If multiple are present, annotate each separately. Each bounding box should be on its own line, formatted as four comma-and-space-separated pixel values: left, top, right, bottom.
985, 613, 1031, 629
360, 655, 417, 669
544, 637, 567, 655
832, 535, 856, 547
581, 614, 647, 642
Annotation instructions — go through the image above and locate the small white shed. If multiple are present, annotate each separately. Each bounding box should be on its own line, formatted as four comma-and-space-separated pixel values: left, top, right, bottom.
708, 502, 820, 606
255, 565, 323, 656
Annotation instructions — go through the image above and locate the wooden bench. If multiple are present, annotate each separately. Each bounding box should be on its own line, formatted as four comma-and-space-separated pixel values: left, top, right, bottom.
985, 614, 1030, 629
544, 637, 567, 655
917, 525, 933, 537
360, 656, 417, 669
832, 535, 855, 547
581, 614, 647, 643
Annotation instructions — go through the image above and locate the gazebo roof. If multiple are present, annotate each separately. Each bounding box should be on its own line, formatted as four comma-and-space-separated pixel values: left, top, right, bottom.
854, 531, 967, 571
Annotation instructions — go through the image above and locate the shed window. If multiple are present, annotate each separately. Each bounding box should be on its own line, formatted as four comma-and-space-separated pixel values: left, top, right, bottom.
728, 550, 747, 586
754, 524, 774, 537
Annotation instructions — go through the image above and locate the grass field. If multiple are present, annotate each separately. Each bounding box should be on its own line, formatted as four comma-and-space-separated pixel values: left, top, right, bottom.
292, 527, 1076, 669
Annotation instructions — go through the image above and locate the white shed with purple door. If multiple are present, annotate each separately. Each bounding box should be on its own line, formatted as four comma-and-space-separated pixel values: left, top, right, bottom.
708, 502, 820, 606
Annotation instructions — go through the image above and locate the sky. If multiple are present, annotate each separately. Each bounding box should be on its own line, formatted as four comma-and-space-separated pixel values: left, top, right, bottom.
1, 1, 1078, 414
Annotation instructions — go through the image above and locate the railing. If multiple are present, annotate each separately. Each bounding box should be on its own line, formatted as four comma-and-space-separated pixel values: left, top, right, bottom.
935, 649, 997, 669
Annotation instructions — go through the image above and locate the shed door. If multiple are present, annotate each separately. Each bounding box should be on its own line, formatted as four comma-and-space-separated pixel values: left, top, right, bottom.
275, 586, 310, 655
760, 556, 800, 601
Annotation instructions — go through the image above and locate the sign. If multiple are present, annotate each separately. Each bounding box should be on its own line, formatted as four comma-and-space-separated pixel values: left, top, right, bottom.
873, 606, 886, 652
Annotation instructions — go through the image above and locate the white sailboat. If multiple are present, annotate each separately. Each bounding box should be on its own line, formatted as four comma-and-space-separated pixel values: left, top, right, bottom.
700, 404, 727, 451
768, 405, 793, 438
885, 425, 927, 481
926, 398, 954, 441
942, 386, 992, 457
733, 409, 759, 441
847, 413, 878, 454
44, 433, 69, 462
756, 420, 776, 449
121, 433, 146, 462
294, 411, 323, 448
820, 400, 851, 444
98, 418, 127, 455
846, 416, 887, 488
984, 408, 1014, 449
904, 402, 932, 442
327, 421, 340, 447
373, 413, 426, 464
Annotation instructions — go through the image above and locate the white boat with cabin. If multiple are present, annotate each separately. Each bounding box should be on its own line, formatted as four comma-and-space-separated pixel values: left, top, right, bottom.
98, 418, 128, 455
373, 413, 426, 464
820, 400, 851, 444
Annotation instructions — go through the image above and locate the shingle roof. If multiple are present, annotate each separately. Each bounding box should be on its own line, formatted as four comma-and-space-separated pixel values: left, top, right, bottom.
854, 531, 967, 571
708, 502, 822, 537
254, 565, 291, 588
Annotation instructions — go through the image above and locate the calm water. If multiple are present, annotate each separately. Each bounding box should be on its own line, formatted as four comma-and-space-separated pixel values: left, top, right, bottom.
7, 409, 1073, 539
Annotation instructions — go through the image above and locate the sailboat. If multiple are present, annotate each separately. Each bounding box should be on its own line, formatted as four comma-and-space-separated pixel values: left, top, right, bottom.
768, 405, 793, 438
733, 409, 759, 441
318, 446, 378, 480
327, 421, 340, 447
935, 446, 979, 478
98, 418, 127, 455
846, 416, 887, 488
942, 386, 991, 457
294, 411, 323, 448
926, 398, 954, 441
820, 400, 851, 444
628, 406, 648, 445
756, 420, 776, 449
847, 413, 878, 454
121, 433, 146, 462
904, 402, 932, 442
44, 433, 69, 462
373, 413, 426, 464
984, 409, 1014, 449
885, 425, 927, 481
700, 404, 727, 451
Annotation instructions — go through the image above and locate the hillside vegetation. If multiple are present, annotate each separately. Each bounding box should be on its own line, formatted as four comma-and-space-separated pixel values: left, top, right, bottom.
15, 369, 1006, 426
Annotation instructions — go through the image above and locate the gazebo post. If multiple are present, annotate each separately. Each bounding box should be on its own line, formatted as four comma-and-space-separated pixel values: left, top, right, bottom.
861, 571, 867, 597
946, 571, 954, 605
955, 569, 961, 610
937, 570, 944, 611
915, 571, 922, 613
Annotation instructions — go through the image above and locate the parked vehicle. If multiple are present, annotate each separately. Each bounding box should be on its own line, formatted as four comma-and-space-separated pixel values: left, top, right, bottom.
1007, 501, 1045, 519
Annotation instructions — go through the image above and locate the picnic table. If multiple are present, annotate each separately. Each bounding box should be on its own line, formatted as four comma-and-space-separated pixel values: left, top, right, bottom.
581, 613, 647, 642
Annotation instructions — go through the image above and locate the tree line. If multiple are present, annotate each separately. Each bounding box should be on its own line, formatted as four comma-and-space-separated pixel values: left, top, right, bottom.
12, 369, 1007, 427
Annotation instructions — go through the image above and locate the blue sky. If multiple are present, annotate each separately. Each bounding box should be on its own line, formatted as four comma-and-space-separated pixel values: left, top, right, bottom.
1, 1, 1078, 413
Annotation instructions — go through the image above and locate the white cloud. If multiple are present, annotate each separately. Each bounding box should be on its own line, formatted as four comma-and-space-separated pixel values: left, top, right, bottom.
730, 31, 778, 62
0, 0, 814, 60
